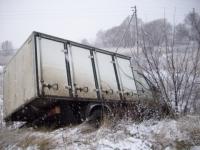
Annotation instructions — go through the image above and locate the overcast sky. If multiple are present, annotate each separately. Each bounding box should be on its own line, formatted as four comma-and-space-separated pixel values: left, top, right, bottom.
0, 0, 200, 48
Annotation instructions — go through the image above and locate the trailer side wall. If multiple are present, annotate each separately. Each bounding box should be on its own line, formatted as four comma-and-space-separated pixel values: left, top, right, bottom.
3, 36, 37, 118
36, 34, 142, 101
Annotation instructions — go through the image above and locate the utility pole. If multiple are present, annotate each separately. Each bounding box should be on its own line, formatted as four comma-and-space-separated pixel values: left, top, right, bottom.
115, 7, 135, 53
132, 6, 139, 54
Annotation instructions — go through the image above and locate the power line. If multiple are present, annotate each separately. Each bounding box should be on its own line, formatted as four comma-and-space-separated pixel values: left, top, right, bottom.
115, 7, 136, 53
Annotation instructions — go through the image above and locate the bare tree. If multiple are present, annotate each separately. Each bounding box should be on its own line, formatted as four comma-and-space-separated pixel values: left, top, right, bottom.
142, 19, 172, 46
81, 38, 90, 46
175, 23, 190, 44
1, 41, 13, 51
185, 9, 200, 42
94, 16, 142, 48
133, 11, 200, 115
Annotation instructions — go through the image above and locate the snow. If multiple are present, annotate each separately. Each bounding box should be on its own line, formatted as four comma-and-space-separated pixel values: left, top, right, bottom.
191, 146, 200, 150
0, 115, 199, 149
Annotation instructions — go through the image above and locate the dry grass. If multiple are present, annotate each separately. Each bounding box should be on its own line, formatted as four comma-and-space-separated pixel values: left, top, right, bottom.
17, 135, 54, 150
178, 115, 200, 145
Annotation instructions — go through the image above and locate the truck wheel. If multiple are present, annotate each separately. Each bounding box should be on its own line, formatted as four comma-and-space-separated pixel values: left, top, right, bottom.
87, 108, 110, 128
87, 109, 102, 128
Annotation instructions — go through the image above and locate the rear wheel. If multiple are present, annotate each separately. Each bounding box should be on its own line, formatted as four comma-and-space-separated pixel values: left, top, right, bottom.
87, 107, 110, 128
88, 109, 101, 127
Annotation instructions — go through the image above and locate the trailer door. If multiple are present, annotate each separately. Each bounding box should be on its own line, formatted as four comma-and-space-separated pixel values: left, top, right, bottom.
116, 57, 138, 101
96, 53, 120, 100
69, 45, 97, 99
37, 38, 69, 97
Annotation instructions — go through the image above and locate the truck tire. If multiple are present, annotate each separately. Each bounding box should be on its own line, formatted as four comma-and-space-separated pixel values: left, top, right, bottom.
87, 109, 102, 128
87, 107, 110, 128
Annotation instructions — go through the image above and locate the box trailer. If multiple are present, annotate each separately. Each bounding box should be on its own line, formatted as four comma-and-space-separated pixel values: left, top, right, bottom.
3, 32, 154, 125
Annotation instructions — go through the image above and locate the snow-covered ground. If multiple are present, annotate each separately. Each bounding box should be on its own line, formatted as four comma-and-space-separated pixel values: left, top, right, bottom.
0, 94, 200, 149
0, 107, 199, 150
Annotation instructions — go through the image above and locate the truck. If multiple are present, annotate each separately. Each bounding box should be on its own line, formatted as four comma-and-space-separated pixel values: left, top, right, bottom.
3, 31, 157, 127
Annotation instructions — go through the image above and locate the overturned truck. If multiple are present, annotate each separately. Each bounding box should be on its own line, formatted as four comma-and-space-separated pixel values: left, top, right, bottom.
3, 32, 159, 126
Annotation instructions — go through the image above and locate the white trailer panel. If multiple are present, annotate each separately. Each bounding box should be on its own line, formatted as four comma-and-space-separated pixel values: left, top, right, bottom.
116, 57, 138, 100
37, 37, 69, 97
3, 36, 37, 118
70, 45, 97, 99
96, 52, 120, 100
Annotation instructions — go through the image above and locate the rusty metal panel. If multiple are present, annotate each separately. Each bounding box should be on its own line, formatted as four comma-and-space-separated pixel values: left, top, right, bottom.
116, 57, 138, 101
3, 37, 36, 117
70, 45, 97, 99
96, 53, 120, 100
38, 38, 69, 97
